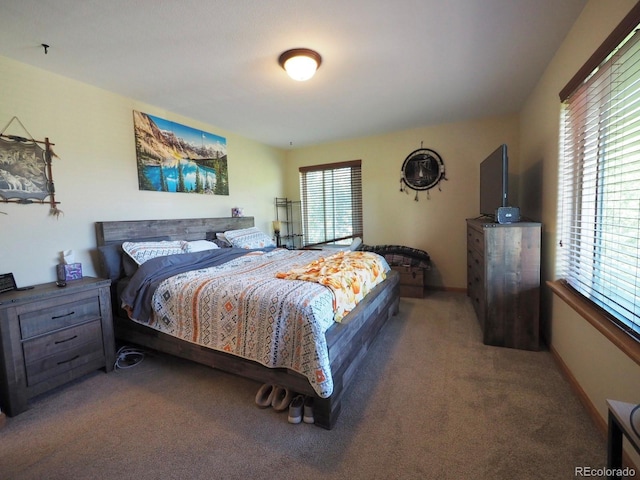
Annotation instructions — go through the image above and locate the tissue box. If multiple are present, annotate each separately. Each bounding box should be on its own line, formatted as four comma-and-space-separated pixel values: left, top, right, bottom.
57, 263, 83, 281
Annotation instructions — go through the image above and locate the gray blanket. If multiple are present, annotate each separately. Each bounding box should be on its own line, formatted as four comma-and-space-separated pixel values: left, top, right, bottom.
120, 248, 267, 323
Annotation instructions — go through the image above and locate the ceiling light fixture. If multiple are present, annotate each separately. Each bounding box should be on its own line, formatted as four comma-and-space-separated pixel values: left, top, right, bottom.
278, 48, 322, 81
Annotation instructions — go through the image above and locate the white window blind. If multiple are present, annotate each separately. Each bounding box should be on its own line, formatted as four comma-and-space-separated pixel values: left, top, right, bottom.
558, 22, 640, 341
299, 160, 362, 247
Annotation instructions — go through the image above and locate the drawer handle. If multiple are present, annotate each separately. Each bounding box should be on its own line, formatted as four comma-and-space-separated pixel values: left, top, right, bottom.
51, 311, 75, 320
57, 355, 80, 365
55, 334, 78, 344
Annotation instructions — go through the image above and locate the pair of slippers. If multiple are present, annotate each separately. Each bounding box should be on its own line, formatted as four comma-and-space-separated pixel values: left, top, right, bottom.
254, 384, 314, 424
255, 384, 293, 411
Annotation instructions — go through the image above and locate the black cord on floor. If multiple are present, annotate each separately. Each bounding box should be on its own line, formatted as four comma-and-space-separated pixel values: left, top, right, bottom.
114, 345, 146, 370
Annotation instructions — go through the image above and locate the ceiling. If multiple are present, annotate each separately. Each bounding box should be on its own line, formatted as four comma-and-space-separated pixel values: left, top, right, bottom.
0, 0, 587, 149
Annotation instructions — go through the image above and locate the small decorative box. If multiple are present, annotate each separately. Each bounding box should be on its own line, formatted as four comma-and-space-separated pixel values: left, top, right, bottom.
57, 263, 83, 281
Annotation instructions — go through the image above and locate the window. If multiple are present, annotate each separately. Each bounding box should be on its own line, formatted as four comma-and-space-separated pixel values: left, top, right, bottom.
299, 160, 362, 247
558, 5, 640, 342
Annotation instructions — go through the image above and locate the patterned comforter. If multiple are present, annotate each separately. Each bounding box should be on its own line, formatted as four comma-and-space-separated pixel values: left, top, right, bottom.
122, 248, 389, 397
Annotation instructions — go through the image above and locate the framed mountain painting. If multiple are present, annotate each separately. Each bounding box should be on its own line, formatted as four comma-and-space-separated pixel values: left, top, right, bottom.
133, 111, 228, 195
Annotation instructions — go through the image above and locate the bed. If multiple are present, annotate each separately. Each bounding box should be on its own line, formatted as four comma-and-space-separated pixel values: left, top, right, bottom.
95, 217, 400, 429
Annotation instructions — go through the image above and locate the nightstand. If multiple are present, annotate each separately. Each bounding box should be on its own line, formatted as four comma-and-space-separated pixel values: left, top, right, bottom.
0, 276, 115, 416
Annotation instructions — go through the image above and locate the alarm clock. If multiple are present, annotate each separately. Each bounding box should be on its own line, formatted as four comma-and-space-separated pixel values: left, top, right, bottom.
0, 273, 17, 294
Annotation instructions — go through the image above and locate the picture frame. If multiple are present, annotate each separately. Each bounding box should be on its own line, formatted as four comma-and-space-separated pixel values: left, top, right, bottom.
0, 136, 51, 202
0, 116, 61, 216
133, 111, 229, 195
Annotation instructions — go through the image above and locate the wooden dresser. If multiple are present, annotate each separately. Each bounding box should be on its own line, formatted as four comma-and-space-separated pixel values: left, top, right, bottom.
0, 276, 115, 416
466, 219, 541, 350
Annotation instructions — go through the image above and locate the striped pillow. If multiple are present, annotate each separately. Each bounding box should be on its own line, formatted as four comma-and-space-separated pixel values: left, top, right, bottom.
122, 240, 190, 265
223, 227, 275, 249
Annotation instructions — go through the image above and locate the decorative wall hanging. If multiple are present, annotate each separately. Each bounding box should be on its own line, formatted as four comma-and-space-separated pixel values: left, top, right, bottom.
399, 142, 447, 201
133, 111, 229, 195
0, 116, 62, 217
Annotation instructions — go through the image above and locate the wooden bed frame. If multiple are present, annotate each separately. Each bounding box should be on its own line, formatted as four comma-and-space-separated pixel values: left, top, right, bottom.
95, 217, 400, 429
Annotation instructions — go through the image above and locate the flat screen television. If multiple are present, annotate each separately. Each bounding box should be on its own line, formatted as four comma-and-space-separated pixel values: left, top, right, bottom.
479, 144, 508, 218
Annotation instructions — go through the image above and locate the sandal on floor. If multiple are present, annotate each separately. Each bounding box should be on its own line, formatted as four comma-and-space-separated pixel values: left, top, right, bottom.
271, 386, 294, 412
255, 384, 276, 408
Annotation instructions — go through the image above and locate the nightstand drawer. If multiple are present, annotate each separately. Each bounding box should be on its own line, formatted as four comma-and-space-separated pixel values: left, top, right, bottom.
19, 296, 101, 339
23, 320, 105, 386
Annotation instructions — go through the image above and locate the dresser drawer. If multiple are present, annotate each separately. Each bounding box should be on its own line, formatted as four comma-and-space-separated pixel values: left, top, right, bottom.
467, 247, 484, 278
467, 224, 485, 254
472, 294, 485, 330
467, 262, 484, 317
23, 320, 105, 386
467, 263, 483, 295
18, 295, 101, 339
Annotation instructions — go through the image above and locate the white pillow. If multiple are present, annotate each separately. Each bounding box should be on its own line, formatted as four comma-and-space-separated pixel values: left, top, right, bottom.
223, 227, 276, 249
187, 240, 220, 252
122, 240, 189, 265
320, 237, 363, 252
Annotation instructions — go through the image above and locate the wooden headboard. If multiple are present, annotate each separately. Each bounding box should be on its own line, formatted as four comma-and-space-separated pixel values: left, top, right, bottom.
95, 217, 255, 246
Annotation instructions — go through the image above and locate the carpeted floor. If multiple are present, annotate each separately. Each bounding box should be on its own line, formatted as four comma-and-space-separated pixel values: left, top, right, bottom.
0, 292, 609, 479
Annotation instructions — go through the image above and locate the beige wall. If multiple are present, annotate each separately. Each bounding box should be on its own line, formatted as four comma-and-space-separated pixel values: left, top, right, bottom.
284, 115, 519, 289
0, 56, 286, 287
519, 0, 640, 463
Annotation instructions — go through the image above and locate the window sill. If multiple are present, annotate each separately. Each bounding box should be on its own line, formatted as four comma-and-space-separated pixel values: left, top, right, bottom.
547, 280, 640, 367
